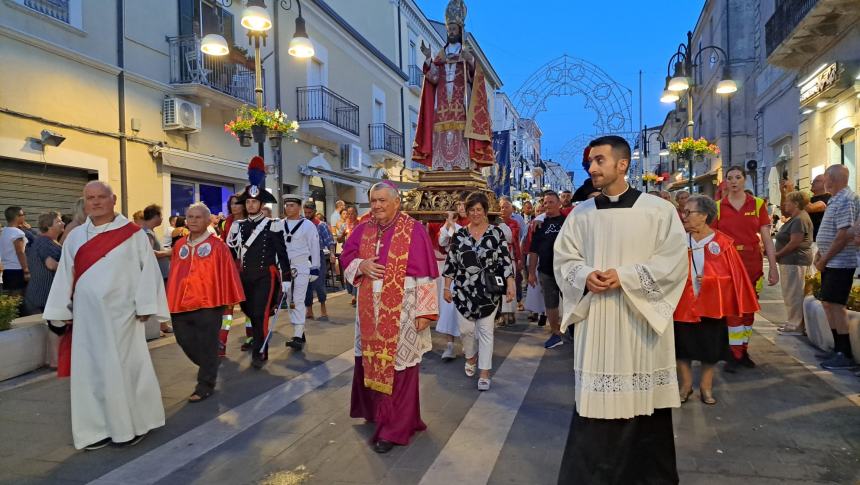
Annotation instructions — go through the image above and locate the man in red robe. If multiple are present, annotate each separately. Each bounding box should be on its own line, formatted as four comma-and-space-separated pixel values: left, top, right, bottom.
412, 0, 494, 170
167, 203, 245, 402
340, 181, 439, 454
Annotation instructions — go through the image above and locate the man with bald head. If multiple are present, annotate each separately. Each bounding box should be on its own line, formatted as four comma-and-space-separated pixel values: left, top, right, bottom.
814, 165, 859, 370
43, 181, 170, 450
340, 181, 439, 453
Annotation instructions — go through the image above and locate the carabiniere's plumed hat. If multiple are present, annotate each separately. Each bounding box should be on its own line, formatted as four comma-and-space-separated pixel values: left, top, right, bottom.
237, 156, 277, 204
445, 0, 466, 28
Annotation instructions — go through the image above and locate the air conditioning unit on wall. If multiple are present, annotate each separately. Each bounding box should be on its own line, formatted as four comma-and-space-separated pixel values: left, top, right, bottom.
342, 143, 363, 172
162, 97, 201, 133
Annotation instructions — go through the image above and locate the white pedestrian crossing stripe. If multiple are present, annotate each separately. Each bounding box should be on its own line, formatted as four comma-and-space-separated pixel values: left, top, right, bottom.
87, 349, 355, 485
419, 328, 546, 485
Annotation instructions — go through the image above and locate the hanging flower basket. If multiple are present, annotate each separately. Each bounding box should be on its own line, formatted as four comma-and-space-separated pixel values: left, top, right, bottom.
642, 172, 660, 183
224, 105, 300, 147
269, 131, 283, 148
668, 137, 720, 161
236, 130, 251, 147
251, 125, 267, 143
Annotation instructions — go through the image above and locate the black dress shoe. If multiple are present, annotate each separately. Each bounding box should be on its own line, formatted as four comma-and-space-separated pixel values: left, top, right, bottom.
373, 440, 395, 454
84, 437, 111, 451
740, 354, 756, 368
251, 357, 265, 369
723, 359, 740, 373
114, 433, 147, 448
241, 337, 254, 352
286, 335, 305, 350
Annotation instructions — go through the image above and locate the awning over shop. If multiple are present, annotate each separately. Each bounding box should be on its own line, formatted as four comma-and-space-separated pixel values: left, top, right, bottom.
299, 165, 419, 190
151, 146, 246, 182
668, 179, 689, 191
694, 170, 719, 182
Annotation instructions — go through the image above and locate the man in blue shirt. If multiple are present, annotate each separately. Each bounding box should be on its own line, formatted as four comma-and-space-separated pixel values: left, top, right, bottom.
814, 165, 860, 370
305, 202, 335, 321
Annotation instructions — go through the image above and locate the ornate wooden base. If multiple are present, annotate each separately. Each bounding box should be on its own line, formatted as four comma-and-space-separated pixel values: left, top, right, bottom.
401, 170, 500, 222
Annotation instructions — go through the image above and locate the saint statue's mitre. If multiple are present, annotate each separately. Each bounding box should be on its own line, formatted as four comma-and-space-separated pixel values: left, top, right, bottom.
445, 0, 466, 27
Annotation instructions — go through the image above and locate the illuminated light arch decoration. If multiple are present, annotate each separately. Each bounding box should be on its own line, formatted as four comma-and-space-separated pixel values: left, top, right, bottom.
512, 55, 636, 172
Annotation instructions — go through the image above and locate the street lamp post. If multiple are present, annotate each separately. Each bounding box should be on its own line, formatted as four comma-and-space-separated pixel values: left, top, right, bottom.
632, 125, 669, 191
202, 0, 314, 207
660, 30, 737, 192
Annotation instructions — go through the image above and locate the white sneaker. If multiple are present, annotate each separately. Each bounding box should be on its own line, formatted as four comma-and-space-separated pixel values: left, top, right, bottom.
778, 325, 804, 336
477, 378, 491, 391
464, 361, 476, 377
441, 344, 455, 362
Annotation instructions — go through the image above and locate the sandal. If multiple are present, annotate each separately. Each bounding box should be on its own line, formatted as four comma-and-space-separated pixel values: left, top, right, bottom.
464, 361, 476, 377
188, 389, 214, 403
700, 390, 717, 405
679, 388, 693, 404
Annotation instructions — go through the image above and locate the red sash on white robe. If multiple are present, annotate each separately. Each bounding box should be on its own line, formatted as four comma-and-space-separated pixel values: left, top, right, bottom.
57, 222, 140, 377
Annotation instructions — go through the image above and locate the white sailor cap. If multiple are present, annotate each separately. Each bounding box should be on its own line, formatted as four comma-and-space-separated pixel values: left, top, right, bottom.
282, 192, 304, 204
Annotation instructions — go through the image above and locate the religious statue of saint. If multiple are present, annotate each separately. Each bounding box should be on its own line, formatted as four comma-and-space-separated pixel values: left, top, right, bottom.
412, 0, 494, 171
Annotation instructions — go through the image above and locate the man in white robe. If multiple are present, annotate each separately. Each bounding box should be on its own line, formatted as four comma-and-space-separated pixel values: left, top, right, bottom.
554, 136, 687, 484
44, 181, 169, 451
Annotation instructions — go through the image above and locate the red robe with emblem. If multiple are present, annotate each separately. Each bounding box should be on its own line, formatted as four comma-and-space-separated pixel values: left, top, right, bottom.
167, 234, 245, 313
674, 230, 760, 323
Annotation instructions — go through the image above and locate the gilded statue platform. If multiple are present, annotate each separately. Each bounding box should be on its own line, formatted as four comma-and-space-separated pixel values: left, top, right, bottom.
401, 169, 500, 222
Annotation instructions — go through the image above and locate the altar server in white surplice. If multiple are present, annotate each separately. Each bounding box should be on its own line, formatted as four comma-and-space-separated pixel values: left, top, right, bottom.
554, 136, 688, 485
43, 181, 169, 451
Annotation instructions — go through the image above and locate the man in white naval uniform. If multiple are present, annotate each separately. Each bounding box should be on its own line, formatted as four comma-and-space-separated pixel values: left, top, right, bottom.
281, 193, 320, 350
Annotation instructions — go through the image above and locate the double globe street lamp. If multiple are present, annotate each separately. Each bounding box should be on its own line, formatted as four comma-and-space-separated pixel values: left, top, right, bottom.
660, 30, 737, 192
632, 126, 670, 190
200, 0, 314, 204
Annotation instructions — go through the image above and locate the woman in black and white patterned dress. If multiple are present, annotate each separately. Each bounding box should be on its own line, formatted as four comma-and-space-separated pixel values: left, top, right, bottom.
443, 192, 515, 391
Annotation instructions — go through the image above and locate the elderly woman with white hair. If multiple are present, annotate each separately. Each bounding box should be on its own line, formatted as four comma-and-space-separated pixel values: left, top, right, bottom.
166, 203, 245, 403
674, 195, 760, 405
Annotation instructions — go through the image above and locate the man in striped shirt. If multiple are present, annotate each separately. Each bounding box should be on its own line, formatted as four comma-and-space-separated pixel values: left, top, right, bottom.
814, 165, 859, 370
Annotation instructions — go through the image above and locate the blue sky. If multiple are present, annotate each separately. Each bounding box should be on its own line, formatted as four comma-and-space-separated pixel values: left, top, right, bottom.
415, 0, 704, 186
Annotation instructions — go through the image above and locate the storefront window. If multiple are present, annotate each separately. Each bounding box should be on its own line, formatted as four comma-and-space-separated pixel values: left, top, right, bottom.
170, 181, 195, 217
171, 179, 233, 217
841, 132, 856, 191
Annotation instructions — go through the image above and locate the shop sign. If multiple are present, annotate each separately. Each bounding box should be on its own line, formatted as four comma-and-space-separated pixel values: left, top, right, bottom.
800, 63, 840, 104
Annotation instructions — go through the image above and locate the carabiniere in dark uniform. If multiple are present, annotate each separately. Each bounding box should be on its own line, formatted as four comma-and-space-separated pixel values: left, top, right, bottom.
226, 156, 290, 369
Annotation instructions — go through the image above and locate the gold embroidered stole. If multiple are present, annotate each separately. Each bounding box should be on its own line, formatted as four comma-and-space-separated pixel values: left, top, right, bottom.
357, 213, 414, 394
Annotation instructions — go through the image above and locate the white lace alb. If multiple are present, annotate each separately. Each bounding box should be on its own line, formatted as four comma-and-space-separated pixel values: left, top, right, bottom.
575, 367, 677, 393
633, 264, 674, 319
565, 264, 585, 289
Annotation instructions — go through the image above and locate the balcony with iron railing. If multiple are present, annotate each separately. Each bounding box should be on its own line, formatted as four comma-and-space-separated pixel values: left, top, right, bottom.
23, 0, 69, 23
368, 123, 405, 160
407, 65, 423, 93
296, 86, 360, 144
765, 0, 818, 58
167, 35, 256, 106
765, 0, 858, 68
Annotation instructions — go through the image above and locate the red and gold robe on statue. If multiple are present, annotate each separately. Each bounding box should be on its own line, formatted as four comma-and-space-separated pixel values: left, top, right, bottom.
412, 45, 494, 170
340, 212, 439, 445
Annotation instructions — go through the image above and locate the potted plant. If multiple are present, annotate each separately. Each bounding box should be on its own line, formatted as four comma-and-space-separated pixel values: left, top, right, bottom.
229, 45, 255, 70
225, 106, 299, 148
0, 295, 21, 332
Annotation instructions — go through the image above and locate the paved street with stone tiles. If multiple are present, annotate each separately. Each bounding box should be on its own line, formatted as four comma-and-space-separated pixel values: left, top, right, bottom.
1, 282, 858, 485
